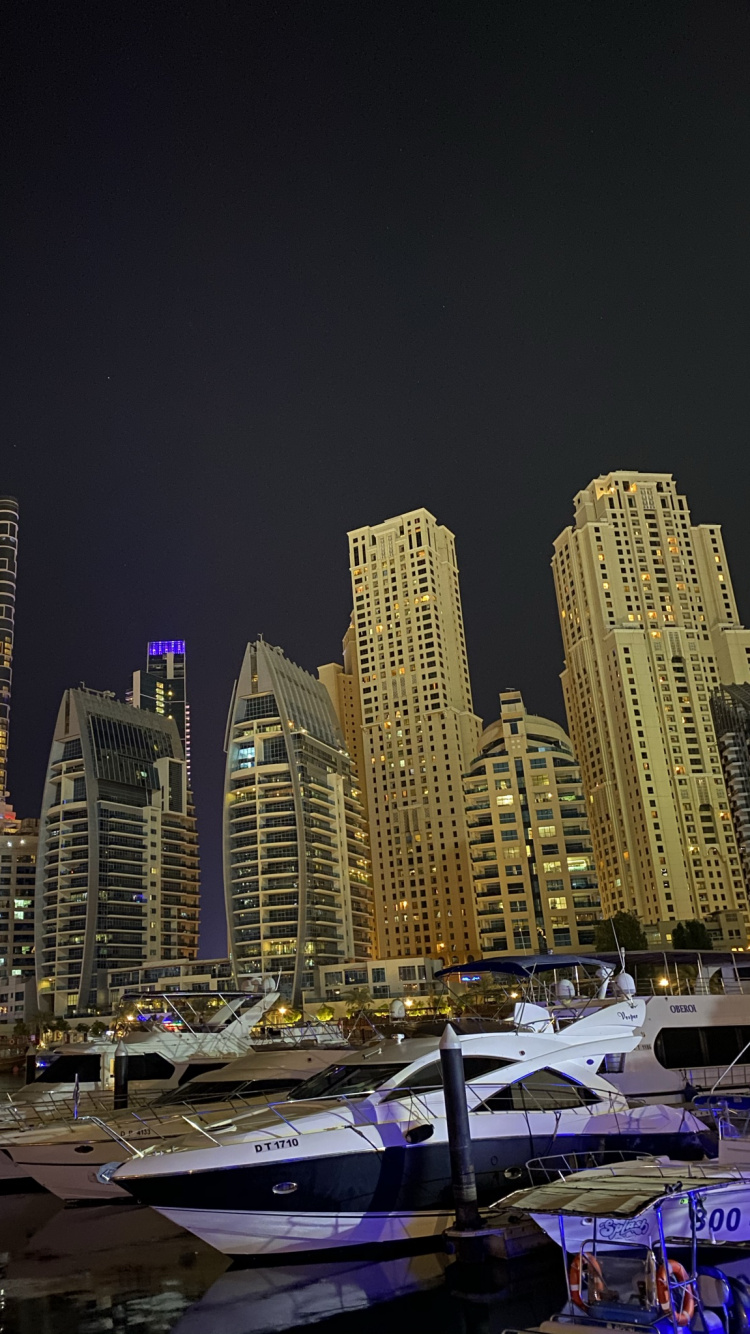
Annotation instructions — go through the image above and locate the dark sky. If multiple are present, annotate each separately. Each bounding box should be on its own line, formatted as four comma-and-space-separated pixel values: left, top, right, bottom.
4, 1, 750, 957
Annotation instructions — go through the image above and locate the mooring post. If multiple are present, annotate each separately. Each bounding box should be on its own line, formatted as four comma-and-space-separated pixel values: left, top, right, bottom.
439, 1023, 481, 1232
24, 1050, 36, 1085
113, 1040, 129, 1110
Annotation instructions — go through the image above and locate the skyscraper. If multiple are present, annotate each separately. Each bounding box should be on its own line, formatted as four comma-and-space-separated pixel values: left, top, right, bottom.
710, 684, 750, 898
0, 815, 39, 980
347, 509, 482, 963
131, 640, 191, 777
0, 496, 19, 818
318, 619, 369, 825
552, 471, 749, 928
223, 639, 374, 1002
463, 691, 600, 956
36, 688, 199, 1015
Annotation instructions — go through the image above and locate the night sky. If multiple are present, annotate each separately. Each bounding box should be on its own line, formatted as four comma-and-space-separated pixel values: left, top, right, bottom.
4, 2, 750, 957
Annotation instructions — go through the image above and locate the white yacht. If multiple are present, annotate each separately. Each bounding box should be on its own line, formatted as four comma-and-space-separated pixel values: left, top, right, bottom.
0, 987, 281, 1192
111, 1001, 711, 1257
0, 1042, 350, 1201
440, 951, 750, 1103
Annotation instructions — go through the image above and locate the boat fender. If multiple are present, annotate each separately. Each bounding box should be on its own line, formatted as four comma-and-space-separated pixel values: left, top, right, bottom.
404, 1123, 433, 1144
656, 1259, 695, 1325
569, 1252, 604, 1309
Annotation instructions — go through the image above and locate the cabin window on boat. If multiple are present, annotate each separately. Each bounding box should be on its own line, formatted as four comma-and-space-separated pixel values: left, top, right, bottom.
176, 1062, 228, 1086
389, 1055, 516, 1093
34, 1054, 102, 1083
126, 1054, 176, 1081
655, 1025, 750, 1070
474, 1068, 600, 1112
287, 1063, 411, 1099
155, 1076, 303, 1106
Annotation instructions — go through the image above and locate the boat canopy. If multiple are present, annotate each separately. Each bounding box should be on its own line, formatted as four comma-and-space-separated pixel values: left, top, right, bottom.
505, 1164, 743, 1219
436, 955, 606, 979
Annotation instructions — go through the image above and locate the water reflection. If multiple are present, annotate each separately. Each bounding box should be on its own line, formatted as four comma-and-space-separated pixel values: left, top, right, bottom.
0, 1193, 560, 1334
173, 1252, 450, 1334
0, 1198, 227, 1333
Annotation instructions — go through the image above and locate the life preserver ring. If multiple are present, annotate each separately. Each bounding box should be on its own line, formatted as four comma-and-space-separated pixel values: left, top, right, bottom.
656, 1260, 695, 1326
569, 1252, 604, 1309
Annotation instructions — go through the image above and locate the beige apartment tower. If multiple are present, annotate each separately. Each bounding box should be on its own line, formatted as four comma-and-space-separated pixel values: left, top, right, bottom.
347, 509, 482, 962
552, 471, 750, 929
464, 692, 601, 956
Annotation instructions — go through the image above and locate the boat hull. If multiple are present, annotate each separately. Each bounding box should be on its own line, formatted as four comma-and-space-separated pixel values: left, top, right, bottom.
117, 1127, 712, 1256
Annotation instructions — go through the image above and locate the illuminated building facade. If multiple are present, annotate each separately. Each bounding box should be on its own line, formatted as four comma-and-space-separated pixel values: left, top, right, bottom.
36, 689, 199, 1015
0, 815, 39, 980
131, 640, 191, 778
224, 639, 374, 1003
463, 692, 600, 956
552, 471, 749, 928
0, 496, 19, 818
347, 508, 481, 963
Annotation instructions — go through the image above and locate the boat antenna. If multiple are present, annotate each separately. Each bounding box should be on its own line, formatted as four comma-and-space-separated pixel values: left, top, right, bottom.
608, 916, 626, 974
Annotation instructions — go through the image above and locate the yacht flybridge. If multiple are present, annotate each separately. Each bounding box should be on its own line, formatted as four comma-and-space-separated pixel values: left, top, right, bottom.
438, 952, 750, 1104
0, 987, 280, 1136
110, 999, 711, 1257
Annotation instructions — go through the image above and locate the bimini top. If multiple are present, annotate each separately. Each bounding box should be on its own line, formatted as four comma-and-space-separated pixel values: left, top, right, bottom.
505, 1163, 744, 1220
436, 955, 606, 979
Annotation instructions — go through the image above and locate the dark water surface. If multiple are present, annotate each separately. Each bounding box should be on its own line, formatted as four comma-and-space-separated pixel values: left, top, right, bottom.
0, 1194, 565, 1334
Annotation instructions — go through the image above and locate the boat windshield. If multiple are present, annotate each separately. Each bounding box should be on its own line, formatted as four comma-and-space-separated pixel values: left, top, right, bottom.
287, 1063, 408, 1099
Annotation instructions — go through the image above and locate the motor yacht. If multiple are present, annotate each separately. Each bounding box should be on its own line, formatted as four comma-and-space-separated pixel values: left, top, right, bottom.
110, 1000, 711, 1257
439, 952, 750, 1104
0, 1041, 351, 1201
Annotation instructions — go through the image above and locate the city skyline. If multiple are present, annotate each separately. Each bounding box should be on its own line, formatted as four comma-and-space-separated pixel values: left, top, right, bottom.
6, 5, 750, 959
5, 477, 750, 964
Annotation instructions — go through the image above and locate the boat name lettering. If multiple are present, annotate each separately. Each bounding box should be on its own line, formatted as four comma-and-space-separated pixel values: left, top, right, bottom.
255, 1138, 299, 1153
669, 1004, 697, 1014
616, 1011, 638, 1021
598, 1217, 650, 1240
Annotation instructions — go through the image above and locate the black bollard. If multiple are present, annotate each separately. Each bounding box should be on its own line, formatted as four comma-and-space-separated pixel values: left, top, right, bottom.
439, 1023, 481, 1232
113, 1040, 129, 1110
25, 1051, 37, 1085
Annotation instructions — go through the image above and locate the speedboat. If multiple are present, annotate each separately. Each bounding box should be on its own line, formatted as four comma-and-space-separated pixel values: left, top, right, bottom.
110, 1000, 712, 1257
0, 1042, 351, 1202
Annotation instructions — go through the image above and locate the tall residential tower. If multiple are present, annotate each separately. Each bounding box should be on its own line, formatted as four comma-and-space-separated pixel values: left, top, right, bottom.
0, 497, 19, 817
464, 691, 601, 956
131, 640, 191, 778
36, 688, 198, 1015
552, 471, 749, 929
223, 639, 374, 1002
347, 509, 482, 962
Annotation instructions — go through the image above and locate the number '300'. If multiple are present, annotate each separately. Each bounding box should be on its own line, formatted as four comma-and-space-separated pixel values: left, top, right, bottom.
696, 1207, 741, 1233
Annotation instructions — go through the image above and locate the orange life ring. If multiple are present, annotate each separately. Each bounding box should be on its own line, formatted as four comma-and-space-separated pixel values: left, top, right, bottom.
656, 1260, 695, 1326
569, 1252, 604, 1309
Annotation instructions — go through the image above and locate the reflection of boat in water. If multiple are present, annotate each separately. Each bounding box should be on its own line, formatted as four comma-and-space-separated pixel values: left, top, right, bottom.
0, 1200, 227, 1303
112, 1002, 711, 1257
170, 1253, 450, 1334
0, 1190, 61, 1259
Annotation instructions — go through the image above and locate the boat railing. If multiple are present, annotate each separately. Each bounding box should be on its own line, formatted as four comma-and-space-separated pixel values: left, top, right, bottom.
0, 1085, 156, 1131
679, 1062, 750, 1092
524, 1149, 655, 1185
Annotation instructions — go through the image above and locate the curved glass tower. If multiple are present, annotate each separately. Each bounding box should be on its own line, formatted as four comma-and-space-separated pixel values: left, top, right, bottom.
36, 688, 198, 1015
224, 639, 374, 1002
0, 496, 19, 813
